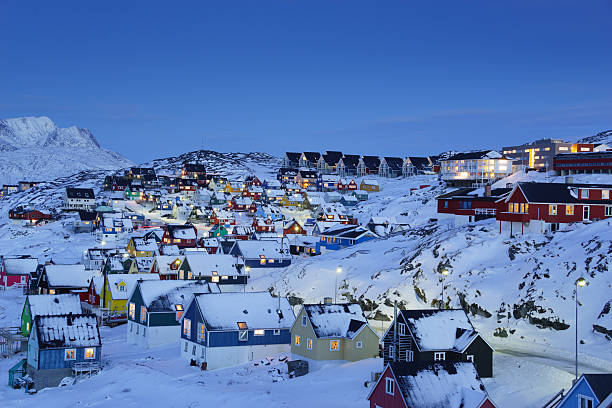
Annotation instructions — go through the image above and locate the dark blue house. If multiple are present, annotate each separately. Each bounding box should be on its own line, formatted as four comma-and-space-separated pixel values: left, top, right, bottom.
556, 373, 612, 408
230, 240, 291, 268
26, 314, 101, 389
319, 224, 377, 251
179, 292, 294, 370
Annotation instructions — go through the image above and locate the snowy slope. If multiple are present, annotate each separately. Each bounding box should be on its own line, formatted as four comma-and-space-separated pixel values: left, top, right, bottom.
0, 116, 133, 185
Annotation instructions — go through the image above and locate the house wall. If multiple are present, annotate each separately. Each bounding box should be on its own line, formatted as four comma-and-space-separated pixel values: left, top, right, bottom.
343, 326, 380, 362
368, 366, 407, 408
557, 377, 600, 408
38, 346, 101, 370
21, 300, 32, 335
464, 336, 493, 378
128, 320, 181, 348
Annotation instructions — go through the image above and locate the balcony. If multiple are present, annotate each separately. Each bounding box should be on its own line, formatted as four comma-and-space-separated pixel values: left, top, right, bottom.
497, 212, 530, 222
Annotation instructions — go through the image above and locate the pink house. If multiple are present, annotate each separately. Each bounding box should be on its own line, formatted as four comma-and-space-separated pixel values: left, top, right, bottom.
0, 256, 38, 288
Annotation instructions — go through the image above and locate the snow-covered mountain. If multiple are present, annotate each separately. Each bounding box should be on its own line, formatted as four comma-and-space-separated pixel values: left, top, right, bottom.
0, 116, 133, 185
576, 129, 612, 144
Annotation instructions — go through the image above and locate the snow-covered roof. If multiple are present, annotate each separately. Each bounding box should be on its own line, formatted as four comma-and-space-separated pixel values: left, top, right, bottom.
28, 294, 83, 318
184, 254, 240, 277
391, 362, 488, 408
160, 244, 181, 256
234, 240, 290, 260
2, 257, 38, 275
134, 257, 155, 272
44, 264, 96, 288
194, 292, 294, 331
132, 237, 158, 252
362, 178, 379, 186
303, 303, 369, 339
154, 255, 185, 275
166, 225, 196, 240
136, 280, 221, 311
400, 309, 480, 352
107, 274, 159, 300
35, 314, 100, 349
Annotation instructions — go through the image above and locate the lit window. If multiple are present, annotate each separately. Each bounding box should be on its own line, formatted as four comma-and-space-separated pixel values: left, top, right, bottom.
198, 323, 206, 341
129, 303, 135, 319
295, 335, 301, 346
85, 348, 95, 359
549, 204, 557, 215
254, 329, 265, 336
385, 378, 395, 395
508, 203, 513, 213
603, 190, 610, 200
513, 203, 519, 213
183, 318, 191, 337
330, 340, 340, 351
64, 349, 76, 360
566, 205, 574, 216
237, 322, 247, 330
434, 352, 446, 361
140, 306, 147, 323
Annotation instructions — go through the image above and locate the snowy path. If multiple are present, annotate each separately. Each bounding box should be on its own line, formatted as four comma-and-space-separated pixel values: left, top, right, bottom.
496, 348, 610, 375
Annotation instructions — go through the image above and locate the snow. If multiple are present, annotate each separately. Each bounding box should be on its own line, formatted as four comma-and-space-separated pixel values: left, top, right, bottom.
44, 264, 97, 288
235, 240, 291, 260
137, 280, 221, 311
402, 309, 476, 352
36, 314, 100, 348
1, 257, 38, 275
106, 274, 159, 300
194, 292, 294, 330
28, 294, 83, 317
184, 254, 240, 276
304, 304, 368, 339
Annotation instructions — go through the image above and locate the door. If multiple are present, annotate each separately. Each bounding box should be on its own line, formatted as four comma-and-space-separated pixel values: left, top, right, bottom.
20, 276, 26, 284
583, 205, 590, 220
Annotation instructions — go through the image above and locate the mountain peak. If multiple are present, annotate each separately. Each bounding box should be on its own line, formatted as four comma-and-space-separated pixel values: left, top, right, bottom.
0, 116, 101, 150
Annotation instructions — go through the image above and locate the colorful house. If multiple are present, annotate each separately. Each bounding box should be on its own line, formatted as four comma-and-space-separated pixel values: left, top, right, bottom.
126, 280, 220, 348
1, 256, 38, 288
36, 264, 95, 296
556, 373, 612, 408
230, 240, 291, 268
100, 274, 159, 316
126, 237, 159, 257
360, 178, 380, 192
161, 224, 198, 248
26, 314, 101, 390
20, 294, 82, 336
179, 292, 294, 370
177, 254, 245, 284
151, 255, 184, 280
291, 303, 379, 364
319, 224, 377, 250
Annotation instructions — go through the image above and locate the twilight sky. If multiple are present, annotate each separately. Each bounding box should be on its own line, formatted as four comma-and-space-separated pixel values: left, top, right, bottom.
1, 1, 611, 163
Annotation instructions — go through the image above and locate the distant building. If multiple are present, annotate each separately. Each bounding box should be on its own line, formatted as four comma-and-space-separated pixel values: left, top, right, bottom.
440, 151, 511, 187
64, 187, 96, 211
502, 139, 594, 171
554, 151, 612, 175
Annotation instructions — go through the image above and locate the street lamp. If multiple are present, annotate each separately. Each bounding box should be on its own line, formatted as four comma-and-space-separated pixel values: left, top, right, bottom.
575, 277, 587, 380
335, 266, 342, 303
440, 269, 449, 309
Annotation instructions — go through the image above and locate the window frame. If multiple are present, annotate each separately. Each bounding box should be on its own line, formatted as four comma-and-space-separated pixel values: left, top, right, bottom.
356, 341, 363, 349
549, 204, 557, 215
578, 395, 594, 408
398, 322, 406, 336
466, 354, 474, 363
329, 340, 340, 351
301, 315, 307, 326
140, 306, 147, 323
238, 330, 249, 342
294, 335, 301, 346
566, 205, 574, 216
64, 348, 76, 361
434, 351, 446, 361
183, 318, 191, 337
307, 338, 313, 350
385, 377, 395, 395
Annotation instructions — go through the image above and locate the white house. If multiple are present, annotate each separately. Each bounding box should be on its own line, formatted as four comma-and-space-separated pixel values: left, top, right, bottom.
64, 187, 96, 211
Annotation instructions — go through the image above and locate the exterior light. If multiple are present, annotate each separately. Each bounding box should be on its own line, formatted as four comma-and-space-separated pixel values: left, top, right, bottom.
441, 269, 449, 276
336, 266, 342, 274
576, 277, 587, 287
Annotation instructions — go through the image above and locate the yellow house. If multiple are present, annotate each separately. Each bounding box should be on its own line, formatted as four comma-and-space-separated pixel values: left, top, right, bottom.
126, 237, 158, 257
224, 182, 242, 193
280, 194, 303, 208
123, 257, 155, 274
101, 274, 159, 314
360, 179, 380, 192
291, 302, 379, 363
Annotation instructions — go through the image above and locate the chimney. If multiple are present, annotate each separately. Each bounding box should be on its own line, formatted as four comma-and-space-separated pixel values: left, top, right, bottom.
484, 184, 492, 197
323, 297, 333, 305
565, 176, 573, 184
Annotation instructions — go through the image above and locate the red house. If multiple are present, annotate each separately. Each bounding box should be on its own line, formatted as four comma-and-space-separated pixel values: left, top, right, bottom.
162, 224, 198, 248
437, 186, 512, 223
209, 210, 236, 226
346, 179, 358, 191
181, 163, 207, 185
86, 277, 103, 307
367, 362, 497, 408
178, 178, 198, 192
0, 256, 37, 288
496, 182, 612, 235
283, 219, 306, 236
8, 208, 53, 224
554, 151, 612, 176
252, 217, 275, 233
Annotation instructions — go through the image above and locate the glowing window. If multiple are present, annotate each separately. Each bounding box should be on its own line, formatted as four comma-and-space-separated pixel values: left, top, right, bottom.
330, 340, 340, 351
307, 338, 313, 350
295, 335, 301, 346
237, 322, 247, 330
549, 204, 557, 215
140, 306, 147, 323
129, 303, 135, 319
566, 205, 574, 216
183, 318, 191, 337
64, 349, 76, 360
254, 329, 265, 336
85, 348, 95, 359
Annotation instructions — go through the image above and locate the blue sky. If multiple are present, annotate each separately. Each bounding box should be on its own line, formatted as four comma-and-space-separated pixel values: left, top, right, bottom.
1, 1, 611, 163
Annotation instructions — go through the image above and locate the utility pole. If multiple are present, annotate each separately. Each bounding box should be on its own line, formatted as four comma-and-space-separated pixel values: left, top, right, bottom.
393, 301, 398, 363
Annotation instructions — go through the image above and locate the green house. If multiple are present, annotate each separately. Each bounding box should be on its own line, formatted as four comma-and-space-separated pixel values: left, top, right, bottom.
20, 294, 82, 335
124, 186, 143, 200
208, 225, 229, 238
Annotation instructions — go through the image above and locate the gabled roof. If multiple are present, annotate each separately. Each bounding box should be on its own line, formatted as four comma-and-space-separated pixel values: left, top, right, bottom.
44, 264, 95, 288
445, 150, 503, 161
78, 211, 97, 221
28, 294, 82, 318
298, 170, 318, 178
583, 374, 612, 402
361, 155, 381, 168
320, 224, 376, 240
184, 254, 240, 276
2, 257, 38, 275
340, 155, 360, 168
302, 303, 370, 339
399, 309, 489, 353
285, 152, 301, 162
437, 187, 511, 200
506, 182, 612, 205
406, 156, 432, 170
154, 255, 185, 275
35, 314, 100, 349
132, 237, 159, 252
234, 240, 290, 259
66, 187, 95, 199
302, 152, 321, 162
165, 224, 197, 240
383, 157, 404, 170
107, 274, 159, 300
322, 151, 343, 165
193, 292, 294, 331
387, 361, 489, 408
183, 163, 206, 173
136, 280, 221, 311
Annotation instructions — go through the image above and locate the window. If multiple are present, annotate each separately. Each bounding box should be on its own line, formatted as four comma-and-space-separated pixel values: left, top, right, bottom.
140, 306, 147, 323
388, 346, 395, 360
307, 338, 313, 350
184, 341, 188, 352
434, 352, 446, 361
239, 330, 248, 341
444, 201, 448, 209
508, 203, 513, 213
607, 206, 612, 217
175, 304, 184, 321
549, 204, 557, 215
566, 205, 574, 216
330, 340, 340, 351
84, 348, 95, 359
385, 377, 395, 395
295, 335, 301, 346
64, 349, 76, 360
581, 189, 589, 199
466, 354, 474, 363
356, 341, 363, 349
583, 206, 590, 220
579, 396, 594, 408
254, 329, 265, 336
183, 319, 191, 337
237, 322, 247, 330
273, 329, 281, 336
143, 327, 146, 336
198, 323, 206, 342
513, 203, 519, 213
192, 345, 196, 355
118, 285, 126, 292
301, 315, 307, 326
129, 302, 135, 319
406, 350, 414, 362
398, 323, 406, 336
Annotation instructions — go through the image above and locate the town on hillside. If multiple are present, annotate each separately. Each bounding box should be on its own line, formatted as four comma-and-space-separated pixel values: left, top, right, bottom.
1, 140, 612, 408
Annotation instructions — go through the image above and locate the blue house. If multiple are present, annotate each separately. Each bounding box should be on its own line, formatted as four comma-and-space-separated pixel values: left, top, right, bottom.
179, 292, 294, 370
230, 240, 291, 268
26, 314, 101, 390
319, 224, 377, 251
557, 374, 612, 408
